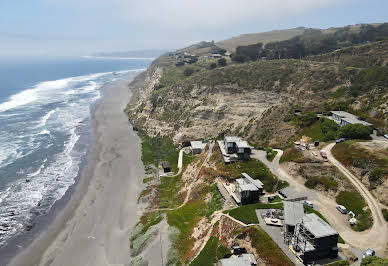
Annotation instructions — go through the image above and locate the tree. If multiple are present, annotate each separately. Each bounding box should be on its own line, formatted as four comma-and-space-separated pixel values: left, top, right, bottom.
217, 58, 227, 67
339, 123, 372, 140
209, 63, 217, 69
183, 67, 194, 77
297, 112, 317, 127
320, 117, 339, 134
231, 53, 247, 63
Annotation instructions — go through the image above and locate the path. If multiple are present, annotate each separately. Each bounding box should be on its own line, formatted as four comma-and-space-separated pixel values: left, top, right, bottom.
323, 143, 388, 253
251, 148, 388, 255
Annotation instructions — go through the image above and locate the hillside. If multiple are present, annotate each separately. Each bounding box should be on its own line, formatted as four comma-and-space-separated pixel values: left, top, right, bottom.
126, 31, 388, 147
216, 27, 306, 52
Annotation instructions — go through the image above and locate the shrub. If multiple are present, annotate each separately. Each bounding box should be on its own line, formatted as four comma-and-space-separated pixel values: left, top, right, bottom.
130, 226, 158, 256
382, 209, 388, 222
183, 67, 195, 77
297, 112, 318, 127
339, 124, 372, 140
361, 256, 388, 265
218, 58, 227, 67
368, 168, 384, 188
131, 256, 148, 266
209, 63, 217, 69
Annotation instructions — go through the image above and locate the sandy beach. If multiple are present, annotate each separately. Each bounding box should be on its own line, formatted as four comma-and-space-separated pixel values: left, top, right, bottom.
8, 74, 144, 266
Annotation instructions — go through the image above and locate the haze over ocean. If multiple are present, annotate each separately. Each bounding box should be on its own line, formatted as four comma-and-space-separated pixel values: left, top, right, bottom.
0, 56, 151, 247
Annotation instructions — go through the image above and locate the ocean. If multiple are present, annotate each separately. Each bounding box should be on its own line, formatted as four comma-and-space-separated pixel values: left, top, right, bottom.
0, 56, 151, 248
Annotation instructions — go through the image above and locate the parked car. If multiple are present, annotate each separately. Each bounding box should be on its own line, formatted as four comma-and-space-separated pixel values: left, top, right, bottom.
384, 134, 388, 139
320, 150, 328, 159
336, 205, 347, 214
362, 248, 375, 259
336, 138, 347, 143
303, 200, 314, 208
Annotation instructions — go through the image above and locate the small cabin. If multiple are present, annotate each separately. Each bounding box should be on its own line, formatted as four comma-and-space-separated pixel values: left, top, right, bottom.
161, 161, 171, 173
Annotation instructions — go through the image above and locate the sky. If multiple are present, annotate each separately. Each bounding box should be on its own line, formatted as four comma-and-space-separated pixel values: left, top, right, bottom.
0, 0, 387, 56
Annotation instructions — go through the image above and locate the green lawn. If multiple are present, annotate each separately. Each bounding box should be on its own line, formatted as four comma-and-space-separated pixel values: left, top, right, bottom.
225, 203, 283, 224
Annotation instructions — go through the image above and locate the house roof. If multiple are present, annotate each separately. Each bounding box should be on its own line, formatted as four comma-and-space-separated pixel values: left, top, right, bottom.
331, 111, 372, 126
161, 161, 171, 168
224, 136, 242, 143
302, 213, 338, 238
190, 141, 207, 150
242, 173, 264, 189
220, 254, 257, 266
235, 141, 251, 149
284, 201, 304, 226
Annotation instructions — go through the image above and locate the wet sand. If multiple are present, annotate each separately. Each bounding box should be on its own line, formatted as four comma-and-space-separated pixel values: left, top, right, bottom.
9, 74, 144, 266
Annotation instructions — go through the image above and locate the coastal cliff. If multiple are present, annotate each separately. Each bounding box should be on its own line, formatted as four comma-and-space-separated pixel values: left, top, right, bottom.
125, 27, 388, 147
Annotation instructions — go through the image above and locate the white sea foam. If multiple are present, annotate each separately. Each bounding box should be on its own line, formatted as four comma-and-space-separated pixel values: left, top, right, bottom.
0, 88, 38, 113
38, 108, 58, 128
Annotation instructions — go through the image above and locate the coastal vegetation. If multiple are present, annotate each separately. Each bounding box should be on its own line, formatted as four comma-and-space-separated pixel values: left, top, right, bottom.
189, 237, 230, 266
236, 226, 294, 266
336, 191, 373, 231
332, 141, 388, 191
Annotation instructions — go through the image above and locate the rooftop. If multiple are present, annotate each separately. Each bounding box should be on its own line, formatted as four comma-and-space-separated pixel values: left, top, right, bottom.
224, 136, 243, 143
331, 111, 372, 126
190, 141, 207, 150
242, 173, 264, 189
161, 161, 171, 168
283, 201, 304, 226
220, 254, 257, 266
235, 141, 251, 149
302, 213, 338, 238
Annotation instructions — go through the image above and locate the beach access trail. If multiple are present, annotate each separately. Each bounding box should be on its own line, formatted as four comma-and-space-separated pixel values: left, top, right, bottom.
10, 75, 144, 266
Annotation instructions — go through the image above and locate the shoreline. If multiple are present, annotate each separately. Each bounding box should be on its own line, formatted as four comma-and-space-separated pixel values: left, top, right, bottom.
6, 73, 145, 266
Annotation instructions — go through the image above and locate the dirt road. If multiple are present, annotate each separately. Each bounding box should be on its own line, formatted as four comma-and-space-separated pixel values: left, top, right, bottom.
323, 143, 388, 254
251, 148, 388, 255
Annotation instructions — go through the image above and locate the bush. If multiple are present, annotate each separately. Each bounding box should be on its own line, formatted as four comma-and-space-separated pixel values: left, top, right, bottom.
210, 62, 217, 69
304, 176, 338, 191
382, 209, 388, 222
183, 67, 195, 76
361, 256, 388, 265
297, 112, 318, 127
368, 168, 384, 188
339, 124, 372, 140
218, 58, 227, 67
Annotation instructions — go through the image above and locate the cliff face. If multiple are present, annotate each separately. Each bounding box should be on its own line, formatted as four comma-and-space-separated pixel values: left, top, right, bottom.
125, 39, 388, 147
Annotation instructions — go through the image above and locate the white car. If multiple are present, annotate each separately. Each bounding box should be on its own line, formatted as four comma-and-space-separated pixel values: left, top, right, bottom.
336, 205, 347, 214
384, 134, 388, 139
304, 200, 314, 208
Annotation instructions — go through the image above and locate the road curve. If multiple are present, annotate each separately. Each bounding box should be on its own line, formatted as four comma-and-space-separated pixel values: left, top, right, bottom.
252, 148, 388, 255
